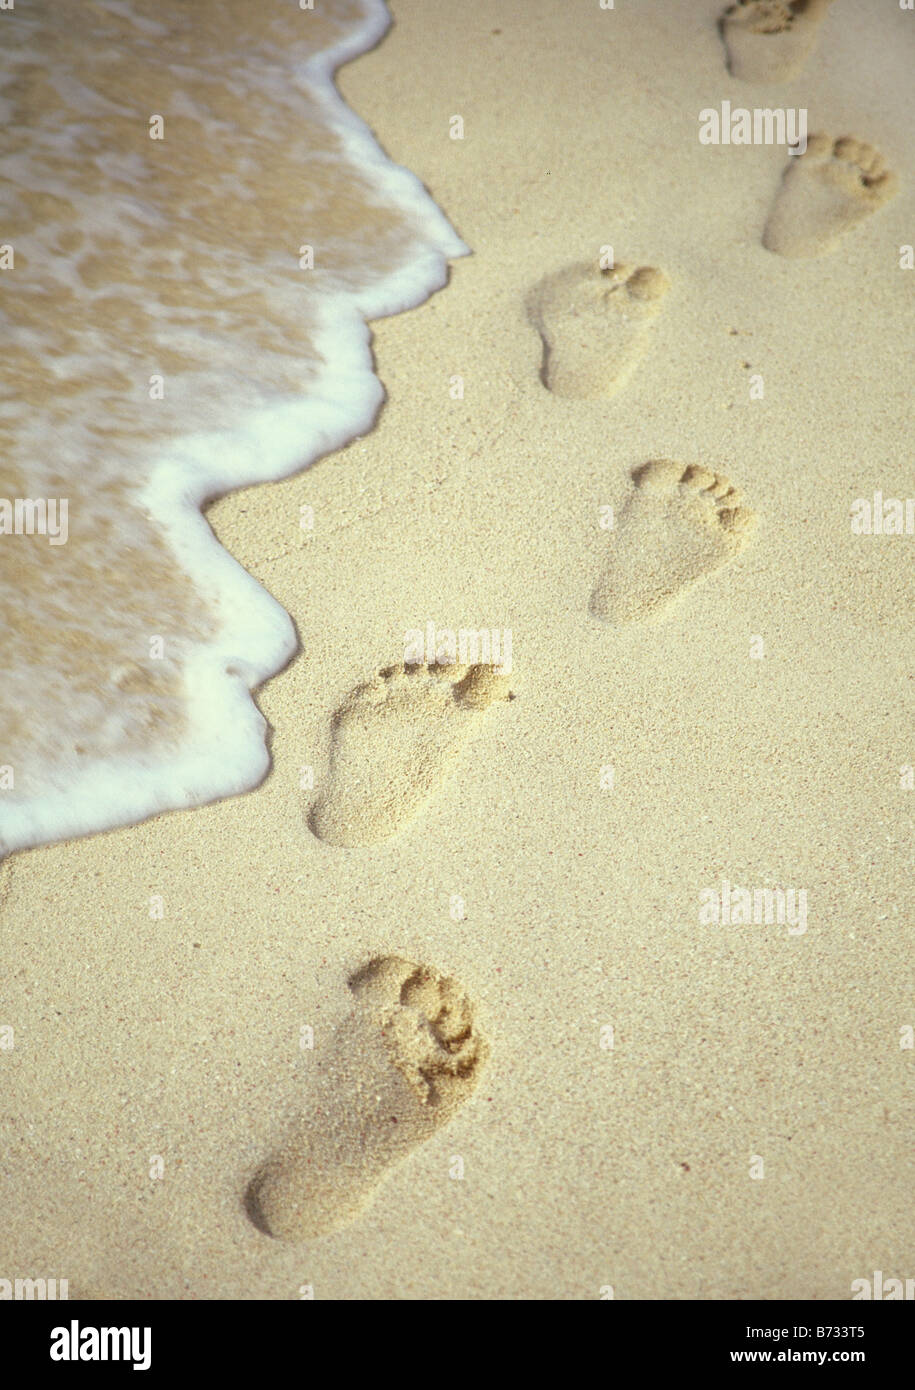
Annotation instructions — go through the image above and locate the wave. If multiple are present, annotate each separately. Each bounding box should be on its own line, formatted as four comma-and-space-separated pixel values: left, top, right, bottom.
0, 0, 467, 855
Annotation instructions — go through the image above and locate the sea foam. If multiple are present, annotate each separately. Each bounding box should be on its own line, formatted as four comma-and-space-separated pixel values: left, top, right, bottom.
0, 0, 467, 856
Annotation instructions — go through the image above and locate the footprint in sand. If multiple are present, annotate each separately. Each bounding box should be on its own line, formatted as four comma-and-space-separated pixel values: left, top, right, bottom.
527, 261, 670, 400
308, 662, 514, 848
246, 956, 487, 1241
719, 0, 834, 82
591, 460, 756, 624
763, 134, 898, 258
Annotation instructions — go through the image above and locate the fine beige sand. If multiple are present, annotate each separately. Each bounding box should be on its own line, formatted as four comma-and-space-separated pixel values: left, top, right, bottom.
2, 0, 914, 1299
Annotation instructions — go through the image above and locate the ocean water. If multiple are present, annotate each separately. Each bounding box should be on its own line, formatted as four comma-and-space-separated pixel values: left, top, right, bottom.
0, 0, 466, 856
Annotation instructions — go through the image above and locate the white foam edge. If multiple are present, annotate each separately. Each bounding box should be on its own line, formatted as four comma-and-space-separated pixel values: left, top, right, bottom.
295, 0, 470, 266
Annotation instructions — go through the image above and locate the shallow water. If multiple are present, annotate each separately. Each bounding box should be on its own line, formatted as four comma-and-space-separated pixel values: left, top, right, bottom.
0, 0, 466, 855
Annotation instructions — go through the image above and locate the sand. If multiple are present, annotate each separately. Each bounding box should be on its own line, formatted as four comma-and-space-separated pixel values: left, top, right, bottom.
2, 0, 914, 1299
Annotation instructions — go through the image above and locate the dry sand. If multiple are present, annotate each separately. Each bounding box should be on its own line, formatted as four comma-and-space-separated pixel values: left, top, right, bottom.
2, 0, 914, 1299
